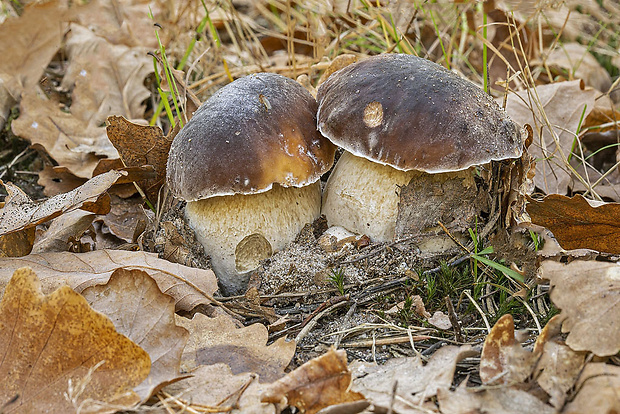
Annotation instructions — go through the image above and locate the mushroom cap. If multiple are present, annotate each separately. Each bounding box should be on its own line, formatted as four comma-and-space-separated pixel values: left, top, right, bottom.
316, 54, 524, 173
167, 73, 336, 202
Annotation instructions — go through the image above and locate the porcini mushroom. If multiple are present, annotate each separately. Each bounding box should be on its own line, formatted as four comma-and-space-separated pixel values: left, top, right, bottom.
167, 73, 335, 294
317, 54, 525, 246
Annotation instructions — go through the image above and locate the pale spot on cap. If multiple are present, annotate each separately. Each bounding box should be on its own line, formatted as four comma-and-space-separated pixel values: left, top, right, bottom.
363, 101, 383, 128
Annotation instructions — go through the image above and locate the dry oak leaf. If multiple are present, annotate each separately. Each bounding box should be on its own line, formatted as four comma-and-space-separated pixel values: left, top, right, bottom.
82, 269, 189, 402
31, 210, 97, 254
176, 313, 295, 383
0, 0, 70, 97
261, 348, 365, 414
350, 345, 476, 413
0, 250, 218, 313
0, 267, 150, 413
437, 383, 555, 414
527, 194, 620, 254
0, 170, 123, 237
38, 165, 88, 197
164, 363, 275, 414
106, 116, 174, 203
0, 228, 35, 258
502, 80, 597, 194
541, 260, 620, 356
95, 194, 148, 243
532, 315, 586, 409
563, 362, 620, 414
62, 24, 153, 127
480, 314, 538, 385
12, 92, 118, 178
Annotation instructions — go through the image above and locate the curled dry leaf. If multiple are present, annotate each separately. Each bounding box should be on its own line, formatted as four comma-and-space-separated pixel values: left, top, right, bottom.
480, 314, 539, 385
541, 260, 620, 356
163, 363, 275, 414
38, 165, 87, 197
502, 80, 597, 194
0, 228, 35, 258
563, 363, 620, 414
0, 250, 218, 312
176, 313, 295, 383
82, 269, 189, 402
31, 210, 96, 254
0, 170, 124, 237
0, 267, 150, 413
106, 115, 174, 203
350, 345, 476, 412
527, 194, 620, 254
261, 348, 365, 414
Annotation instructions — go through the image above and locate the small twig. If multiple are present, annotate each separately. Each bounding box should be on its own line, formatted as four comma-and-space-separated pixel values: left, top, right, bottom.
333, 301, 357, 349
444, 296, 464, 343
338, 233, 422, 265
464, 290, 491, 334
295, 296, 350, 343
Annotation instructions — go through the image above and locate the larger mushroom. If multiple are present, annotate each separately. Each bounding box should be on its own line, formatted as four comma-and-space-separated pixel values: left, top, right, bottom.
317, 54, 525, 247
167, 73, 335, 295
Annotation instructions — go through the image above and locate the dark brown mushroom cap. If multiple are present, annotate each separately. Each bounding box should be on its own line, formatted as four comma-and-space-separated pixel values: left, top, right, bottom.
316, 54, 524, 173
167, 73, 336, 201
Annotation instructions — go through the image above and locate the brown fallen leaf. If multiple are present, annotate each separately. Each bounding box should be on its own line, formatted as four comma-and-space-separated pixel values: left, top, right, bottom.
261, 348, 365, 414
12, 93, 117, 178
62, 24, 153, 127
82, 269, 189, 401
106, 116, 174, 203
95, 195, 147, 243
31, 210, 96, 254
479, 314, 538, 385
502, 80, 597, 194
0, 250, 218, 312
0, 170, 124, 237
350, 345, 476, 412
176, 313, 295, 383
0, 0, 70, 97
563, 363, 620, 414
533, 315, 585, 409
437, 383, 556, 414
527, 194, 620, 254
163, 363, 276, 414
541, 260, 620, 356
38, 165, 88, 197
0, 267, 150, 413
0, 227, 35, 257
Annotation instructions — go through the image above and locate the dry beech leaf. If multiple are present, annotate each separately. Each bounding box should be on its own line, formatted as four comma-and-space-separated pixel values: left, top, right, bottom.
437, 383, 555, 414
0, 0, 70, 97
479, 314, 538, 385
0, 227, 35, 258
533, 315, 585, 409
527, 194, 620, 254
176, 313, 295, 383
350, 345, 476, 412
12, 93, 117, 178
502, 80, 597, 194
0, 267, 150, 413
163, 363, 275, 414
31, 210, 96, 254
82, 269, 189, 401
563, 363, 620, 414
106, 116, 174, 202
0, 170, 124, 237
0, 250, 218, 312
261, 348, 365, 413
542, 260, 620, 356
62, 24, 153, 127
38, 165, 88, 197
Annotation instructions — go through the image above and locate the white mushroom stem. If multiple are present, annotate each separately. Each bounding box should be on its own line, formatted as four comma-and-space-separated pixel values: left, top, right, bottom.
321, 151, 416, 243
185, 182, 321, 295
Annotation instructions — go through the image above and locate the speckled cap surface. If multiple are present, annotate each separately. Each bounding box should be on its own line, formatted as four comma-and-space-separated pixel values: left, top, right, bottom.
167, 73, 336, 202
316, 54, 524, 173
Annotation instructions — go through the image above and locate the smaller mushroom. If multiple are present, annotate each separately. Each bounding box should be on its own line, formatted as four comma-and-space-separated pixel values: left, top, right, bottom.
167, 73, 335, 295
317, 54, 525, 248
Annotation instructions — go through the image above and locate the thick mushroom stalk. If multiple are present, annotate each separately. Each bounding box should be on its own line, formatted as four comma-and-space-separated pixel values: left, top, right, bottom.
186, 183, 321, 294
